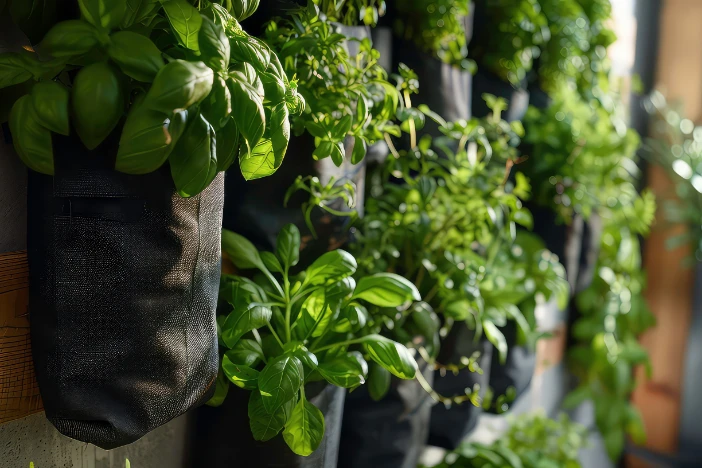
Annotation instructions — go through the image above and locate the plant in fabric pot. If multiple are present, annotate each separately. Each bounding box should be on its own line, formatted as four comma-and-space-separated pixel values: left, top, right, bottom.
205, 223, 420, 460
0, 0, 302, 449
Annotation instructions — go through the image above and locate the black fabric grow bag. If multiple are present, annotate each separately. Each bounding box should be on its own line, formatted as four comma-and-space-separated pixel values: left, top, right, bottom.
27, 134, 224, 449
428, 325, 492, 450
190, 383, 345, 467
338, 361, 434, 468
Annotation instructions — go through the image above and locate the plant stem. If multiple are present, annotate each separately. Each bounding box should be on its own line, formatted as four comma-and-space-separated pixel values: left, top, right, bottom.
266, 322, 285, 350
284, 266, 292, 342
311, 336, 366, 354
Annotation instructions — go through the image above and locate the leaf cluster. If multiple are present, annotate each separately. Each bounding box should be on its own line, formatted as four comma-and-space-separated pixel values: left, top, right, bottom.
313, 0, 387, 26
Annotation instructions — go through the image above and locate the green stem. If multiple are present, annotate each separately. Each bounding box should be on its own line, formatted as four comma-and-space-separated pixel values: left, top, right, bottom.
266, 322, 285, 350
311, 336, 367, 354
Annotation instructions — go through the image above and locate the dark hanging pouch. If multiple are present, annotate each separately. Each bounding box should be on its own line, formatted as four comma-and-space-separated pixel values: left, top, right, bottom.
27, 133, 224, 449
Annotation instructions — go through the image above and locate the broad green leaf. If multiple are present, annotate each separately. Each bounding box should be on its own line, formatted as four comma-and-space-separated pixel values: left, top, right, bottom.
116, 107, 185, 174
303, 250, 357, 286
248, 390, 294, 441
215, 118, 240, 171
224, 0, 260, 21
512, 208, 533, 230
318, 351, 368, 389
198, 15, 229, 71
483, 321, 508, 364
122, 0, 160, 28
144, 60, 213, 114
367, 362, 391, 401
108, 31, 164, 82
283, 396, 325, 457
229, 35, 270, 74
221, 304, 271, 348
238, 102, 289, 180
276, 223, 300, 269
9, 95, 54, 175
169, 112, 218, 197
333, 303, 368, 333
351, 136, 366, 165
603, 428, 625, 460
206, 369, 229, 407
300, 288, 332, 339
226, 339, 264, 367
363, 335, 417, 379
39, 20, 98, 59
161, 0, 202, 51
221, 229, 264, 270
30, 81, 69, 136
220, 275, 265, 308
260, 251, 283, 273
201, 75, 232, 129
0, 53, 35, 89
78, 0, 126, 30
352, 272, 420, 307
228, 72, 265, 154
258, 354, 304, 413
222, 353, 259, 389
71, 62, 124, 150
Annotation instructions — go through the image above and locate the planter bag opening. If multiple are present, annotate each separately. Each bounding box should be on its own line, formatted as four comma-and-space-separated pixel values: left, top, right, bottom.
28, 134, 224, 449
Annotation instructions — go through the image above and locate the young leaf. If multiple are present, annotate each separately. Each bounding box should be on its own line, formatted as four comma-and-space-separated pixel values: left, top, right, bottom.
169, 112, 218, 197
303, 250, 357, 286
198, 15, 229, 71
238, 103, 289, 180
30, 81, 69, 136
71, 62, 124, 150
248, 390, 294, 441
260, 251, 283, 273
352, 272, 421, 307
108, 31, 165, 82
483, 321, 508, 365
367, 361, 391, 401
283, 396, 325, 457
39, 20, 99, 59
317, 351, 368, 389
206, 369, 230, 407
9, 95, 54, 175
221, 304, 272, 348
222, 353, 260, 389
161, 0, 202, 52
228, 72, 265, 154
225, 339, 264, 367
229, 35, 271, 74
0, 53, 35, 89
144, 60, 213, 114
78, 0, 126, 30
258, 354, 304, 413
225, 0, 260, 21
276, 223, 300, 269
221, 229, 264, 270
351, 136, 366, 165
363, 335, 417, 379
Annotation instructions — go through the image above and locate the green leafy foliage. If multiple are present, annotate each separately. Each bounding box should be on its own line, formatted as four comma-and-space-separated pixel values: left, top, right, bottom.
214, 223, 420, 456
313, 0, 387, 26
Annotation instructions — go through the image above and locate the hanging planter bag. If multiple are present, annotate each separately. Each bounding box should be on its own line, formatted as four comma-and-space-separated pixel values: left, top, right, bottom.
338, 361, 434, 468
190, 383, 345, 468
428, 324, 492, 450
27, 133, 224, 449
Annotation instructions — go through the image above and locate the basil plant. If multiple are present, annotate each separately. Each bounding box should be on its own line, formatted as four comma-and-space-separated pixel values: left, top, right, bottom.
1, 0, 304, 194
313, 0, 387, 26
212, 223, 420, 456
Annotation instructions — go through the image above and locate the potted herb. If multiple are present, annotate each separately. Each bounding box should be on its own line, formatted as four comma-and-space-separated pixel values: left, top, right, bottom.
2, 0, 298, 448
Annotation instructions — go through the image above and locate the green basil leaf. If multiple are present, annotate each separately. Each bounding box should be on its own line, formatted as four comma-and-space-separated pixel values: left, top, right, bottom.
318, 351, 368, 389
221, 229, 264, 270
362, 335, 417, 379
238, 102, 288, 180
352, 272, 421, 307
282, 396, 325, 457
483, 321, 508, 365
108, 31, 164, 82
144, 60, 213, 114
201, 75, 231, 129
367, 361, 391, 401
222, 353, 259, 390
331, 141, 344, 166
215, 118, 240, 171
229, 35, 271, 74
260, 70, 286, 104
333, 303, 368, 333
116, 106, 184, 174
351, 136, 366, 165
276, 223, 300, 269
30, 81, 69, 136
206, 369, 230, 407
225, 339, 264, 367
72, 62, 124, 150
303, 250, 357, 286
169, 112, 218, 197
258, 354, 304, 413
122, 0, 160, 29
221, 303, 272, 348
0, 53, 35, 89
299, 288, 333, 339
332, 115, 352, 140
410, 302, 440, 338
512, 208, 534, 230
9, 95, 54, 175
248, 389, 295, 442
294, 348, 318, 373
161, 0, 202, 51
198, 15, 229, 71
78, 0, 126, 30
220, 275, 265, 309
39, 20, 98, 59
228, 71, 265, 154
223, 0, 260, 21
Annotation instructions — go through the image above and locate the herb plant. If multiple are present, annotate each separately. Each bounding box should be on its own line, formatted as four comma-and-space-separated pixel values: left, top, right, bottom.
313, 0, 387, 26
212, 223, 421, 456
264, 5, 399, 167
1, 0, 303, 192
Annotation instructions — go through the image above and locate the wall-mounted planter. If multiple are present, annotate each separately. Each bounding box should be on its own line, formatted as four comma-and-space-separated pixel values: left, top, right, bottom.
190, 383, 345, 467
27, 134, 224, 449
338, 362, 434, 468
